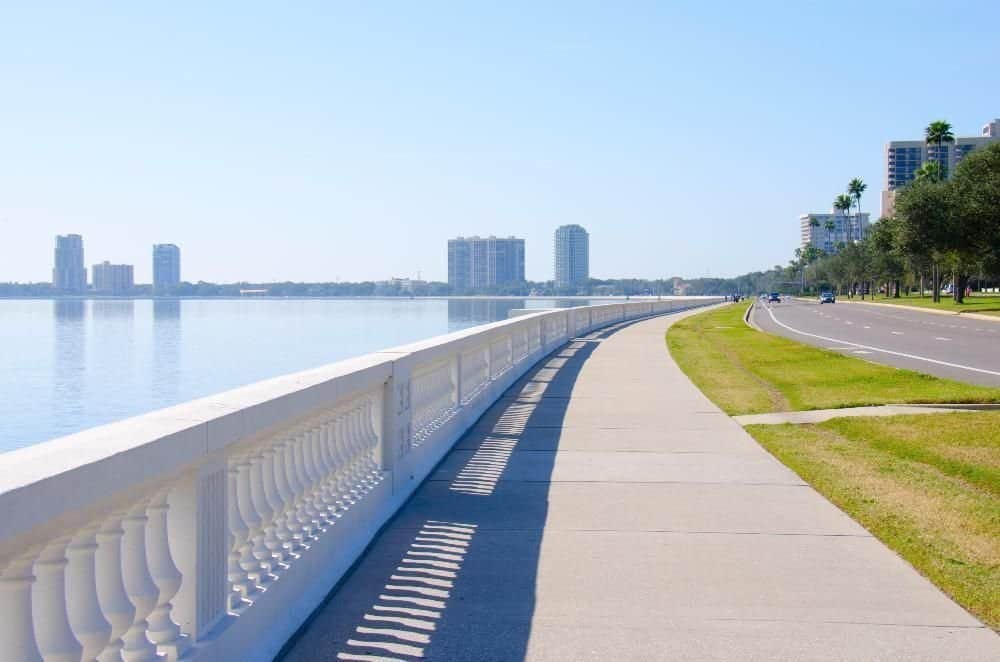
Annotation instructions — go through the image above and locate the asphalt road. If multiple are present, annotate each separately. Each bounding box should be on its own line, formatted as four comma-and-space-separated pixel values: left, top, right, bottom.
752, 298, 1000, 387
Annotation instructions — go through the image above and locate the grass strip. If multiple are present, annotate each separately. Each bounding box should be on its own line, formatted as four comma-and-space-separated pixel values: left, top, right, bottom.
666, 304, 1000, 415
857, 294, 1000, 316
747, 413, 1000, 628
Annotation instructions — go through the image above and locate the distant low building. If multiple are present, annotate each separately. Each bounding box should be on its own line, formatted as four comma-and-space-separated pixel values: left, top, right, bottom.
92, 261, 134, 295
799, 210, 871, 254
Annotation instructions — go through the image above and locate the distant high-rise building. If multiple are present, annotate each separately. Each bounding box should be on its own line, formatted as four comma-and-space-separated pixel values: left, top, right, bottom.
554, 224, 589, 288
92, 262, 134, 295
447, 236, 525, 291
53, 234, 87, 293
153, 244, 181, 292
799, 210, 871, 254
881, 117, 1000, 217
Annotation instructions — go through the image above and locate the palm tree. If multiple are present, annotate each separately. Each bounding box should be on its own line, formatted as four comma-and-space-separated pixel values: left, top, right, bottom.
924, 120, 954, 179
824, 219, 836, 251
847, 177, 867, 240
808, 216, 820, 250
834, 194, 853, 243
914, 161, 943, 182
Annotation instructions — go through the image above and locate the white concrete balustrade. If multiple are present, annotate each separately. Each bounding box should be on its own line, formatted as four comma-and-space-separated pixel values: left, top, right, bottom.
0, 298, 720, 662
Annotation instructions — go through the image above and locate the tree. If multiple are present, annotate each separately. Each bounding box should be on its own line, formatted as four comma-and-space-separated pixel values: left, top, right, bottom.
824, 219, 836, 251
915, 161, 943, 183
925, 120, 955, 180
834, 194, 854, 243
895, 176, 951, 302
949, 142, 1000, 302
847, 177, 867, 240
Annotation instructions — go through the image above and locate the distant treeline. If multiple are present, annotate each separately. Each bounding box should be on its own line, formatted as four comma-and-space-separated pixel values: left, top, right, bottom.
0, 277, 749, 298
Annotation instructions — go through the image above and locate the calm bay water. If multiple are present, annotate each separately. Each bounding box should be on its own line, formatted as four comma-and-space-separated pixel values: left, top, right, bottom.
0, 298, 599, 452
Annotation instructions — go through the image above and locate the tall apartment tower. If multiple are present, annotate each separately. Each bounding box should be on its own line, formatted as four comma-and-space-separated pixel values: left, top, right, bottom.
53, 234, 87, 293
153, 244, 181, 292
92, 262, 135, 295
447, 236, 525, 291
554, 224, 589, 288
881, 117, 1000, 217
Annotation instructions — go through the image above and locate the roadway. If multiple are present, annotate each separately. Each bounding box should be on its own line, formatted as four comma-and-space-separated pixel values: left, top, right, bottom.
753, 297, 1000, 387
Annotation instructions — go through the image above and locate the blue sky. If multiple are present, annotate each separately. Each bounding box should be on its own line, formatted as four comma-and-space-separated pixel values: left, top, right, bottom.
1, 1, 997, 283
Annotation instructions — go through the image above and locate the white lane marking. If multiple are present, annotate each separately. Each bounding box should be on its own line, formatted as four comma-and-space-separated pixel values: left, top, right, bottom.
852, 350, 872, 355
891, 331, 903, 335
863, 325, 871, 329
845, 321, 853, 325
935, 337, 951, 341
827, 346, 855, 350
763, 306, 1000, 378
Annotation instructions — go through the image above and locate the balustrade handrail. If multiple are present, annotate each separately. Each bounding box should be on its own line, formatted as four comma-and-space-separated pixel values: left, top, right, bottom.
0, 296, 721, 662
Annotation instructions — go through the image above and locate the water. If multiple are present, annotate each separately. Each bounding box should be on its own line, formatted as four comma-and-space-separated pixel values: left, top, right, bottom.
0, 297, 600, 452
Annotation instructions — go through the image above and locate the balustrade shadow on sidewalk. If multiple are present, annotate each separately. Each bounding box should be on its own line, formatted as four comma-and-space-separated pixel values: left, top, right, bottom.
278, 319, 637, 662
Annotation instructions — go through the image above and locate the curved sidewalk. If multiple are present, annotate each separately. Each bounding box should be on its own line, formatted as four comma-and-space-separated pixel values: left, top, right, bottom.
281, 310, 998, 661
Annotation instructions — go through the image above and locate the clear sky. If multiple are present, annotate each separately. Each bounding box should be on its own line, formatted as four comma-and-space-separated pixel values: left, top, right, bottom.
1, 1, 997, 284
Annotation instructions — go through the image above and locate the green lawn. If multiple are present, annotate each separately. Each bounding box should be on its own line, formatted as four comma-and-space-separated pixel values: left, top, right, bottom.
748, 413, 1000, 628
665, 303, 1000, 415
858, 293, 1000, 317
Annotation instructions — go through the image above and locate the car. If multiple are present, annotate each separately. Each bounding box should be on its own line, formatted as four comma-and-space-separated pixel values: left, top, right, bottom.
768, 293, 781, 303
819, 291, 836, 304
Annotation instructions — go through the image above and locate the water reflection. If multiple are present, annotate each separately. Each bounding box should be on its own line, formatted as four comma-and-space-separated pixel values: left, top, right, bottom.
447, 299, 527, 324
92, 299, 135, 319
153, 299, 182, 402
52, 300, 87, 440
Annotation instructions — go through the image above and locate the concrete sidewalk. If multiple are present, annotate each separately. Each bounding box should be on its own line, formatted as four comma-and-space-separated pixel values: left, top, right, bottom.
280, 311, 998, 661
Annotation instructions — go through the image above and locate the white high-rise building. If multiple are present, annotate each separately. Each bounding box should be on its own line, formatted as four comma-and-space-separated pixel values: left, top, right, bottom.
554, 225, 589, 289
447, 236, 525, 291
800, 210, 871, 254
92, 261, 134, 295
881, 117, 1000, 217
153, 244, 181, 292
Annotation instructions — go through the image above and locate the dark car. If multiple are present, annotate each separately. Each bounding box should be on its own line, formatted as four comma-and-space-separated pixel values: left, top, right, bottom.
768, 292, 781, 303
819, 291, 836, 304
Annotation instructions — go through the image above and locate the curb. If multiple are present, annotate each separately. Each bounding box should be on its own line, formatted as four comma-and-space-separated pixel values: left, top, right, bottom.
744, 302, 761, 331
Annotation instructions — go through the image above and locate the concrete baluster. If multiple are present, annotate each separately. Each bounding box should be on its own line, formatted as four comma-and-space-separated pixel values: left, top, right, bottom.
316, 419, 340, 518
259, 444, 289, 564
95, 516, 135, 662
235, 457, 267, 587
33, 538, 83, 662
0, 552, 44, 662
332, 413, 355, 509
66, 525, 112, 660
348, 406, 370, 493
249, 446, 280, 572
279, 433, 309, 549
290, 430, 320, 540
226, 463, 255, 610
364, 398, 382, 485
271, 436, 301, 555
302, 426, 329, 527
145, 490, 190, 660
120, 502, 160, 661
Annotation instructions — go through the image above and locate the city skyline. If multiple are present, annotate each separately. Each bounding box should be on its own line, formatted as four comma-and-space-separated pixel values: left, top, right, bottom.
1, 3, 998, 284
